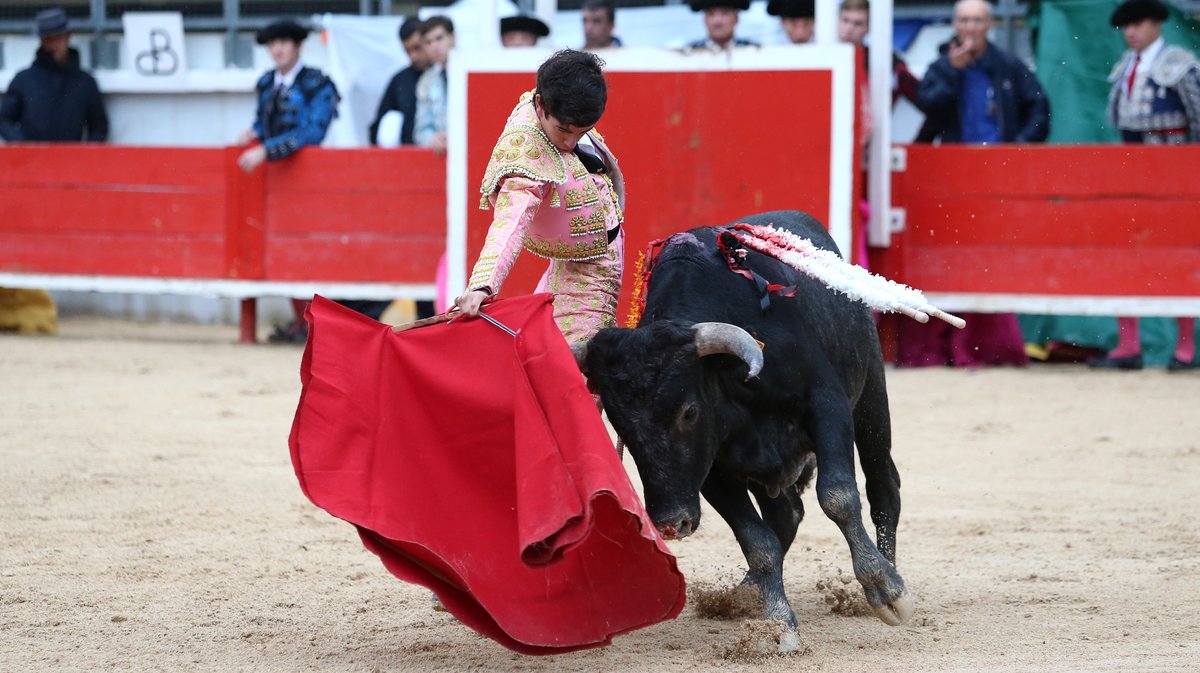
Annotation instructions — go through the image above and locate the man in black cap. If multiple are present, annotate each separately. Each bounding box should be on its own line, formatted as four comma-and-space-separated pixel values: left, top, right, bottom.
768, 0, 815, 44
685, 0, 759, 51
1088, 0, 1200, 371
500, 14, 551, 48
0, 7, 108, 142
236, 19, 338, 174
235, 19, 340, 343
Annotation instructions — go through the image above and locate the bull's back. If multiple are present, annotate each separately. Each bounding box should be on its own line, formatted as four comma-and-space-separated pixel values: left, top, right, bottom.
699, 211, 879, 401
727, 210, 842, 258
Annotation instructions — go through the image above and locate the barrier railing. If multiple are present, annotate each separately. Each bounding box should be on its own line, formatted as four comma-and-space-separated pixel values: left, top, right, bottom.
0, 145, 446, 342
880, 143, 1200, 317
4, 143, 1197, 344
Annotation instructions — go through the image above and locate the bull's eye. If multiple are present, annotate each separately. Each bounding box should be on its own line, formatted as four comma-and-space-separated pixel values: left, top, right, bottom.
681, 403, 699, 425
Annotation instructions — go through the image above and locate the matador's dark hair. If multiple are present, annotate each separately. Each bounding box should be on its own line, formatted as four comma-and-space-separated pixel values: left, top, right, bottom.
535, 49, 607, 129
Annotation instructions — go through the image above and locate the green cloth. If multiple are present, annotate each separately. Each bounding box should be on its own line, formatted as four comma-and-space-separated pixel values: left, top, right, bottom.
1019, 1, 1200, 365
1018, 314, 1198, 367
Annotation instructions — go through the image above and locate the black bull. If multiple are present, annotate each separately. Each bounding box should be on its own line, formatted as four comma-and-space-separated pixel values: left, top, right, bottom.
576, 210, 914, 646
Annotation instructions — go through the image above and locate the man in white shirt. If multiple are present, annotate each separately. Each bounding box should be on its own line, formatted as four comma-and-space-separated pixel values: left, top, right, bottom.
414, 16, 456, 155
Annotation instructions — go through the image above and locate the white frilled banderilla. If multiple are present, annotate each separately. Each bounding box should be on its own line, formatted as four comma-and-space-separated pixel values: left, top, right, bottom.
725, 223, 965, 329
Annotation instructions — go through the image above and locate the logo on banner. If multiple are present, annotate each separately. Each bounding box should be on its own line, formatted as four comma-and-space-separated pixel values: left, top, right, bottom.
122, 12, 187, 86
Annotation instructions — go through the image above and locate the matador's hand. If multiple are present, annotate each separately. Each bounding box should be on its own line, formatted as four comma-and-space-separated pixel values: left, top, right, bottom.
454, 289, 490, 317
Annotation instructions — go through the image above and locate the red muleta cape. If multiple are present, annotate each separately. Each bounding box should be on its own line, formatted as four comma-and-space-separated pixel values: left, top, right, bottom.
289, 294, 685, 654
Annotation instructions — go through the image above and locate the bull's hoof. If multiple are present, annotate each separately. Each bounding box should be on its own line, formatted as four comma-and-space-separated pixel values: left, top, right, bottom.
725, 621, 804, 660
871, 588, 914, 626
777, 630, 802, 653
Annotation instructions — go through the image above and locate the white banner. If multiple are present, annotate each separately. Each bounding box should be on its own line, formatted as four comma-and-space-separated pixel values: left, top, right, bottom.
122, 12, 187, 88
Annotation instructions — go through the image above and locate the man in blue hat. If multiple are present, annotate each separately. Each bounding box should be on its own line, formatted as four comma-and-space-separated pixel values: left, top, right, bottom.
685, 0, 759, 51
0, 7, 108, 142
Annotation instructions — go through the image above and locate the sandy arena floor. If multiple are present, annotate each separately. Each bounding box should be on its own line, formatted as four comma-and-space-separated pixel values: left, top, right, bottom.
2, 317, 1198, 672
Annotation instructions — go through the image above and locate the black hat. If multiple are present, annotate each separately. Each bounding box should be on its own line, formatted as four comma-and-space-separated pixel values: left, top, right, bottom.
35, 8, 71, 38
689, 0, 751, 11
500, 15, 551, 38
1110, 0, 1169, 27
256, 19, 310, 45
767, 0, 814, 18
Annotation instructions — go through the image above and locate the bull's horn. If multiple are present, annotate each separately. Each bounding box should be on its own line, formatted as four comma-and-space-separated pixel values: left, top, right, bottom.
570, 341, 589, 373
692, 322, 763, 379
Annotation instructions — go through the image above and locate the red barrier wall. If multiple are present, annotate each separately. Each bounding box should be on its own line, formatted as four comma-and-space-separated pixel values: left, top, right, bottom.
0, 145, 446, 285
1, 146, 231, 278
881, 144, 1200, 299
5, 143, 1197, 332
464, 69, 835, 323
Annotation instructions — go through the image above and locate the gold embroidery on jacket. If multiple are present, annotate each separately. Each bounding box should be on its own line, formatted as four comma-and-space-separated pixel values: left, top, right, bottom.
524, 235, 610, 261
564, 188, 584, 210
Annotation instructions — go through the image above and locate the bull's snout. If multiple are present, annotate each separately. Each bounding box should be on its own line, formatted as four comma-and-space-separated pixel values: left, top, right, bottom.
655, 515, 695, 541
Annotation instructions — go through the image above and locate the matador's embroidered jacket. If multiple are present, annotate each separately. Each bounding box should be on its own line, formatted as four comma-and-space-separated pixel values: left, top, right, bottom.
467, 91, 626, 295
252, 66, 339, 161
1108, 42, 1200, 144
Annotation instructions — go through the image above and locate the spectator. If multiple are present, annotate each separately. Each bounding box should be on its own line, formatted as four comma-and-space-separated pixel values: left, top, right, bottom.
369, 17, 430, 147
838, 0, 920, 106
685, 1, 759, 51
455, 50, 627, 350
833, 0, 919, 268
236, 19, 338, 172
235, 19, 339, 343
901, 0, 1050, 367
0, 8, 108, 142
0, 8, 109, 337
915, 0, 1049, 144
582, 0, 623, 50
365, 16, 436, 322
837, 0, 870, 46
768, 0, 815, 45
414, 16, 455, 156
1088, 0, 1198, 371
500, 14, 551, 47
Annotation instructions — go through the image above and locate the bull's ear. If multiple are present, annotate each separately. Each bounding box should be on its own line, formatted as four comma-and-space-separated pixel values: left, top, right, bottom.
570, 341, 589, 374
692, 322, 764, 380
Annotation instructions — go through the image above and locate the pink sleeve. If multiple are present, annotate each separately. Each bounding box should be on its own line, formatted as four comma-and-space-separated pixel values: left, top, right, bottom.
467, 176, 545, 295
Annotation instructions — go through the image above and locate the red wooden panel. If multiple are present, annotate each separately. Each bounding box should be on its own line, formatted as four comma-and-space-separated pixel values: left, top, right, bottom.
0, 188, 225, 236
900, 145, 1200, 199
901, 198, 1199, 247
889, 144, 1200, 300
465, 69, 834, 318
266, 148, 447, 194
265, 192, 445, 236
903, 246, 1200, 297
263, 236, 444, 282
225, 146, 265, 280
3, 233, 227, 277
0, 145, 226, 189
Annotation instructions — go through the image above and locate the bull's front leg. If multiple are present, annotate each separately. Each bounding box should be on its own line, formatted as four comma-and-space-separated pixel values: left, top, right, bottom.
700, 472, 802, 653
808, 396, 914, 626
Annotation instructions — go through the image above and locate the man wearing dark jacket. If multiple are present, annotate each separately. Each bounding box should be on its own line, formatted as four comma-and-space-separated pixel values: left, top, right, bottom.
903, 0, 1045, 368
0, 8, 108, 142
915, 0, 1049, 144
369, 17, 430, 146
